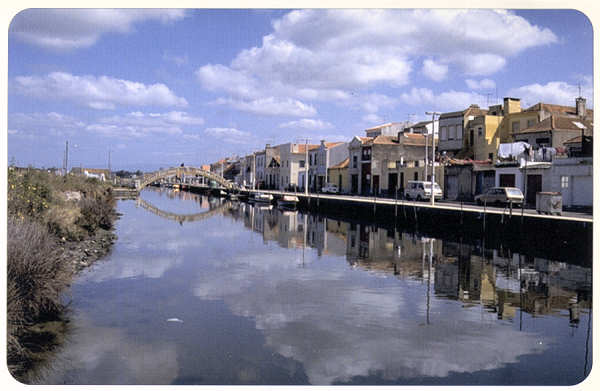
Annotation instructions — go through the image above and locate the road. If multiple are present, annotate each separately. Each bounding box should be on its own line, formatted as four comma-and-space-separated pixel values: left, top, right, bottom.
245, 189, 593, 223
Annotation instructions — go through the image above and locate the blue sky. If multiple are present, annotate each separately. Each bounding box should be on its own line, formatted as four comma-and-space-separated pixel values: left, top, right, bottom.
7, 9, 593, 171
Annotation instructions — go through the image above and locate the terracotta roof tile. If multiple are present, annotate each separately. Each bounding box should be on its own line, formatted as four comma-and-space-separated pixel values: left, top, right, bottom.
330, 157, 349, 169
514, 115, 593, 135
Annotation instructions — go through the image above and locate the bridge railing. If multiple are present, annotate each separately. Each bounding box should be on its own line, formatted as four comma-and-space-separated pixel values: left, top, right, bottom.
137, 166, 234, 189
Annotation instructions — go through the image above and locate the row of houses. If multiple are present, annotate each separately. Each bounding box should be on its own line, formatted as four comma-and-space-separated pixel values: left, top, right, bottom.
210, 96, 593, 208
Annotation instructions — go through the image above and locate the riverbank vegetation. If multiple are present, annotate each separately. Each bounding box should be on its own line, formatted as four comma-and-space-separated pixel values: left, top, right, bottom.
7, 167, 117, 381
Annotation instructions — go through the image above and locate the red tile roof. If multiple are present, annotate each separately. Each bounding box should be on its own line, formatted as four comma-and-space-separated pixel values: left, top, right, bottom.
514, 115, 593, 135
330, 157, 349, 169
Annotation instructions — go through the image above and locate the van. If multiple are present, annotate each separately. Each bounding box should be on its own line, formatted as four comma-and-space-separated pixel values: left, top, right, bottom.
404, 181, 443, 201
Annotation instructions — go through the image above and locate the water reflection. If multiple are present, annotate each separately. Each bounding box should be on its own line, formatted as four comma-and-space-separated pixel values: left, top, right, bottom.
225, 202, 592, 324
213, 202, 592, 383
38, 189, 592, 385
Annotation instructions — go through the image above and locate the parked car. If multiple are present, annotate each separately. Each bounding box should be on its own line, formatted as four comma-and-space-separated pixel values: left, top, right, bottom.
404, 181, 442, 201
475, 187, 524, 206
321, 183, 339, 194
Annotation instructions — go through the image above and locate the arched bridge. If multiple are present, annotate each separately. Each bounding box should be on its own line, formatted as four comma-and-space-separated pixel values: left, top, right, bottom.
136, 197, 231, 224
136, 166, 234, 190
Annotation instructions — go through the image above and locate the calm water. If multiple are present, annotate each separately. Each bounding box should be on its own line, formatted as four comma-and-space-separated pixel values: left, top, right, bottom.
38, 187, 592, 385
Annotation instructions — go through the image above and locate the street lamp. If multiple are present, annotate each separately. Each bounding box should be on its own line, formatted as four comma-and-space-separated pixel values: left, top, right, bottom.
425, 111, 441, 206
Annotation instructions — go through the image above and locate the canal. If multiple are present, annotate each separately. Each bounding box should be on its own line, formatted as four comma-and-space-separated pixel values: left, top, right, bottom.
37, 187, 592, 385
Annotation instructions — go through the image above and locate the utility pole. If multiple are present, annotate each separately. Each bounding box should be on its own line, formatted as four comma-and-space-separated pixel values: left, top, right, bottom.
425, 111, 441, 206
305, 140, 309, 195
63, 140, 69, 176
108, 148, 112, 180
252, 153, 256, 190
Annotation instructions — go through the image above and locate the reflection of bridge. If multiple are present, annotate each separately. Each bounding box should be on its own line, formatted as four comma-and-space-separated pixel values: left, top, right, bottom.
136, 167, 234, 190
136, 197, 230, 224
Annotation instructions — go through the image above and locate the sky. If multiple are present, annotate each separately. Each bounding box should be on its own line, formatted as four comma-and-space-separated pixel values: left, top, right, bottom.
6, 8, 594, 171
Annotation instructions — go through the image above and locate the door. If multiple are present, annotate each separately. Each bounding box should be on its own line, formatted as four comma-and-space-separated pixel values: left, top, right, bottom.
399, 172, 405, 193
373, 175, 380, 195
526, 174, 542, 205
572, 176, 592, 207
338, 174, 342, 191
499, 174, 515, 188
351, 174, 359, 194
388, 173, 398, 197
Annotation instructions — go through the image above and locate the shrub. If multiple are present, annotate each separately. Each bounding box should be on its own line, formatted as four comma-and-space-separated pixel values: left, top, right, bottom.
7, 217, 72, 375
76, 190, 115, 234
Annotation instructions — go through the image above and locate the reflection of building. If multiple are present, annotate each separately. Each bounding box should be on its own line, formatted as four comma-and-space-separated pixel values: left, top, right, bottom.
230, 200, 592, 326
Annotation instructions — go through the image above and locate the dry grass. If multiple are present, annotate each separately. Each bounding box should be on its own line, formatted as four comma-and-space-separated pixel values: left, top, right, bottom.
7, 168, 116, 379
7, 216, 72, 377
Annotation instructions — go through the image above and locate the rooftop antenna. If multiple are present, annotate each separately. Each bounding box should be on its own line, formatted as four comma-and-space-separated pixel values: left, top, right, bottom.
485, 92, 493, 107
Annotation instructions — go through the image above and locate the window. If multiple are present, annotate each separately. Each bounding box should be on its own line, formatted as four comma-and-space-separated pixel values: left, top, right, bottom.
299, 160, 305, 168
457, 124, 463, 140
309, 155, 312, 165
561, 176, 569, 188
415, 160, 419, 167
441, 126, 447, 140
527, 119, 535, 128
512, 121, 520, 132
535, 137, 550, 146
414, 172, 418, 180
353, 155, 358, 168
449, 125, 456, 140
478, 127, 483, 137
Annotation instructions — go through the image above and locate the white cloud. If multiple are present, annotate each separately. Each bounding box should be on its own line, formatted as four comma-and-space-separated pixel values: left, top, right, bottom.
162, 51, 189, 66
360, 93, 397, 114
361, 113, 384, 124
279, 118, 334, 130
86, 111, 203, 138
196, 9, 557, 113
10, 9, 186, 50
466, 78, 497, 90
14, 72, 188, 109
8, 111, 86, 137
400, 87, 486, 111
204, 127, 254, 145
212, 97, 317, 117
422, 59, 448, 82
507, 79, 593, 107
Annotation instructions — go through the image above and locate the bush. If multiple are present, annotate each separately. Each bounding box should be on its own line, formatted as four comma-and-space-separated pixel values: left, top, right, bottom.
7, 169, 52, 220
76, 190, 115, 234
7, 217, 72, 375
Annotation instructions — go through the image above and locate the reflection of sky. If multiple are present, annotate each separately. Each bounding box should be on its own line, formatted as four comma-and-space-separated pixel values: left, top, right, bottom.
191, 248, 549, 384
38, 196, 591, 385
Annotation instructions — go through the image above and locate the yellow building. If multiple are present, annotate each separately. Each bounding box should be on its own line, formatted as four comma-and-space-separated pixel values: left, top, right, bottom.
465, 114, 504, 161
327, 158, 349, 193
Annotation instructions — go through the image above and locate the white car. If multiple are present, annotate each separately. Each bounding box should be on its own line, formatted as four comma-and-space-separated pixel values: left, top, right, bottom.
321, 184, 339, 194
404, 180, 443, 201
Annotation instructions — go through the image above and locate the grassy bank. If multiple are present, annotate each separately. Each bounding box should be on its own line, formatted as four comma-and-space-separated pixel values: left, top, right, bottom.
7, 167, 117, 381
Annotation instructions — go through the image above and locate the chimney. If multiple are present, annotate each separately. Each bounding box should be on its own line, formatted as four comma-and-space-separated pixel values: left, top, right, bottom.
503, 97, 521, 115
576, 97, 587, 118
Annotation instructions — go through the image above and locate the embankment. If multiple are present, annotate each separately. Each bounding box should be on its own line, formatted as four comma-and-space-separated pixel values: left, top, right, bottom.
7, 168, 118, 381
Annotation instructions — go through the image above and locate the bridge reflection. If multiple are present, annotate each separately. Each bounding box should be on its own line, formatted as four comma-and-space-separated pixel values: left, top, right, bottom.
136, 196, 231, 224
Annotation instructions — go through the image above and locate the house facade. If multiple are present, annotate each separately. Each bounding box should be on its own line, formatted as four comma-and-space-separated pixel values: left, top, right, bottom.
278, 142, 319, 191
314, 141, 348, 191
438, 105, 487, 158
327, 158, 350, 193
